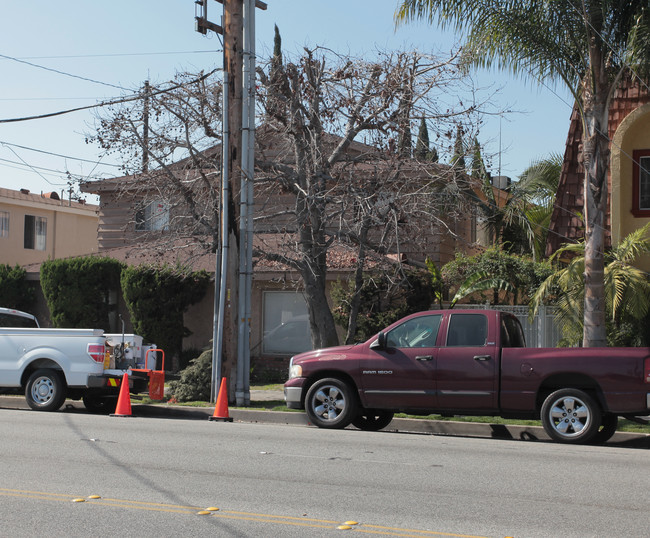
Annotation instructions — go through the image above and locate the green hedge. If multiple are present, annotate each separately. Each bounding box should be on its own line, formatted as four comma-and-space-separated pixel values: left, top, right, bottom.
0, 264, 34, 312
121, 264, 209, 368
40, 257, 124, 329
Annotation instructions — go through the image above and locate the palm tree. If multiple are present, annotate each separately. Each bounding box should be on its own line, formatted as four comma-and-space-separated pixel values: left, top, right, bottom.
467, 138, 529, 253
396, 1, 650, 347
508, 154, 562, 261
530, 223, 650, 346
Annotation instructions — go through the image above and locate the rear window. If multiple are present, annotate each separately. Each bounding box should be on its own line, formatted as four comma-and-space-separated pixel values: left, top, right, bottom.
0, 312, 39, 328
446, 313, 487, 346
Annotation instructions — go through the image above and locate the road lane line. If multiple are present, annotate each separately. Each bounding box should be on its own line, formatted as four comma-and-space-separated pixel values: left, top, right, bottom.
0, 488, 488, 537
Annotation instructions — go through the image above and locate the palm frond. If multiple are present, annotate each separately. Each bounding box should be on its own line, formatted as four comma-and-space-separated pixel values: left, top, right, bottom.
449, 271, 514, 309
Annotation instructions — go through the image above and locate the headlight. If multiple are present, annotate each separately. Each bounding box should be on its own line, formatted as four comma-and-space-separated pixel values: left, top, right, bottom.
289, 363, 302, 379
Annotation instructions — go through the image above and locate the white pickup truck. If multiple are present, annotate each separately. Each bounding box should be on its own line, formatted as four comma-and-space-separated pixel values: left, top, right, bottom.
0, 307, 164, 412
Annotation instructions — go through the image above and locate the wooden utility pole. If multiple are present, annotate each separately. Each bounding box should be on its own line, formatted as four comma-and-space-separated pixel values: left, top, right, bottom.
222, 0, 243, 402
195, 0, 265, 403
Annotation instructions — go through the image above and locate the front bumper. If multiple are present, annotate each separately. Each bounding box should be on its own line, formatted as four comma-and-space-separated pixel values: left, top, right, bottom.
284, 378, 305, 409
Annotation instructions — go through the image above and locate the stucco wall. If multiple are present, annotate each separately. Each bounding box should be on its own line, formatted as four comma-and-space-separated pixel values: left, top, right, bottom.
611, 103, 650, 272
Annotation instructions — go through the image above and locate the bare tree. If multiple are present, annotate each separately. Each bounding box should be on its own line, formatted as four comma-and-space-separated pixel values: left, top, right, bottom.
87, 70, 223, 255
254, 47, 497, 348
86, 46, 499, 370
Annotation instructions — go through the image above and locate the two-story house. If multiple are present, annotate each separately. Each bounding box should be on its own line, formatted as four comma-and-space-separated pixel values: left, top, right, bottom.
80, 130, 490, 376
547, 77, 650, 271
0, 187, 98, 266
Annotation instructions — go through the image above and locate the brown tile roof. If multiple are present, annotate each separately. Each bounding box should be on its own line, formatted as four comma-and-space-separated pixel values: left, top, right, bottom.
22, 234, 402, 276
547, 78, 650, 256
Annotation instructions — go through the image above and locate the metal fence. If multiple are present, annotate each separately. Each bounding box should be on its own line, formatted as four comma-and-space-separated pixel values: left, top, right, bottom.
463, 304, 561, 348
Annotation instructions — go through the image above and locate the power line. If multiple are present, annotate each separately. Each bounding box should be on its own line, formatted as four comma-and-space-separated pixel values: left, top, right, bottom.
0, 68, 221, 124
0, 52, 131, 91
0, 140, 122, 168
0, 158, 69, 178
0, 97, 101, 102
13, 50, 221, 60
1, 147, 66, 186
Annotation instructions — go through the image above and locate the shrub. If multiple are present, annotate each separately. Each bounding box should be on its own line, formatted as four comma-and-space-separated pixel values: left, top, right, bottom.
121, 264, 209, 369
332, 267, 434, 342
0, 264, 34, 311
167, 349, 212, 402
40, 257, 123, 329
442, 248, 552, 305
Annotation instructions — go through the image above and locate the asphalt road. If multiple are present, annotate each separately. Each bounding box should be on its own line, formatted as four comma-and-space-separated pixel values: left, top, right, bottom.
2, 403, 650, 537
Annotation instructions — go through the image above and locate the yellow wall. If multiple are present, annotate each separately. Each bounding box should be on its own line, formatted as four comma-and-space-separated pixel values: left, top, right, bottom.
611, 103, 650, 272
0, 194, 98, 266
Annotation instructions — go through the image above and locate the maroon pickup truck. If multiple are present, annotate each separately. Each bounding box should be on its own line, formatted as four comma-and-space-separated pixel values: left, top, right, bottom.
284, 309, 650, 444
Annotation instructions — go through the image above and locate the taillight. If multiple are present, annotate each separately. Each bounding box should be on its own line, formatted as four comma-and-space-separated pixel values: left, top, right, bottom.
644, 358, 650, 383
88, 343, 105, 363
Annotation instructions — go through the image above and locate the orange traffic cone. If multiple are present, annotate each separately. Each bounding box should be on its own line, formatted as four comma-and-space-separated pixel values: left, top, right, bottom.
111, 373, 132, 417
209, 377, 233, 422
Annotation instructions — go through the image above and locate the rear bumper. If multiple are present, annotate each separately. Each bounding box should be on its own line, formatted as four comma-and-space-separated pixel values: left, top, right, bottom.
86, 374, 119, 388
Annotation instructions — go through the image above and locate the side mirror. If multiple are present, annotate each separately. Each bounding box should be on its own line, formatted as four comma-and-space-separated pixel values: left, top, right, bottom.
370, 331, 386, 351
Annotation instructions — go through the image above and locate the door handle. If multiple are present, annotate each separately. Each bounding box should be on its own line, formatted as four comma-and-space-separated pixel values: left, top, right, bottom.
473, 355, 491, 361
416, 355, 433, 361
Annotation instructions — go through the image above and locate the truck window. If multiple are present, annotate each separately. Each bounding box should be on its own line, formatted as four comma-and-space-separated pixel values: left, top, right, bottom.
501, 315, 526, 347
446, 313, 487, 346
0, 312, 39, 328
386, 314, 442, 348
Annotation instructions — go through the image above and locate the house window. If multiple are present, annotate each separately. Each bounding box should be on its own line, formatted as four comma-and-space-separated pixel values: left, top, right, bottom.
24, 215, 47, 250
632, 150, 650, 217
135, 200, 169, 232
262, 291, 311, 355
0, 211, 8, 238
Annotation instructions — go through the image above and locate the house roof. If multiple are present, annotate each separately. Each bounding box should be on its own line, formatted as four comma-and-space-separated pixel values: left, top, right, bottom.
80, 123, 461, 195
0, 187, 98, 213
21, 233, 403, 277
547, 78, 650, 256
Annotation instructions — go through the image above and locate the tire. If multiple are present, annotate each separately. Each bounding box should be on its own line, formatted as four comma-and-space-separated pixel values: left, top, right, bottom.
25, 369, 67, 411
352, 410, 394, 431
83, 395, 118, 414
305, 378, 358, 429
541, 388, 602, 444
590, 414, 619, 445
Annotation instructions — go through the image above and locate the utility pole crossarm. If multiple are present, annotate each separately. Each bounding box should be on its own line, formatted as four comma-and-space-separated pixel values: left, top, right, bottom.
214, 0, 267, 9
194, 0, 223, 35
195, 18, 224, 35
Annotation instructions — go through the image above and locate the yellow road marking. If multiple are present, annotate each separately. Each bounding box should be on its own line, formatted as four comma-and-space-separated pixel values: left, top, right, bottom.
0, 488, 488, 537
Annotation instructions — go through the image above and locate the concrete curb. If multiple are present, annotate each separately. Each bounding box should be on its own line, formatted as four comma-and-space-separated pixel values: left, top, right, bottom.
136, 404, 650, 446
2, 395, 648, 446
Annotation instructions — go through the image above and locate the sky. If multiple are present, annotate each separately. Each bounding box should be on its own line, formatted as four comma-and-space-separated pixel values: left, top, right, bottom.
0, 1, 574, 205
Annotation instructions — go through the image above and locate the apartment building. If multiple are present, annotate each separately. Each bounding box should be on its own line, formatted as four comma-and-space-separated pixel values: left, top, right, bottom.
0, 187, 99, 266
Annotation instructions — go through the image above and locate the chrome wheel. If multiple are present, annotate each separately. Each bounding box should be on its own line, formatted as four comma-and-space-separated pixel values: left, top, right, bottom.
541, 388, 601, 444
305, 378, 357, 429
